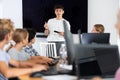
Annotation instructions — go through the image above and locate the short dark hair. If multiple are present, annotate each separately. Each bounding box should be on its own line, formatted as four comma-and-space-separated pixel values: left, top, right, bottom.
26, 28, 36, 43
54, 5, 64, 10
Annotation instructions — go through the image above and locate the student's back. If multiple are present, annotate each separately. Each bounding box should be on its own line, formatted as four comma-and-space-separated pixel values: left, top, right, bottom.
8, 29, 31, 61
8, 47, 30, 61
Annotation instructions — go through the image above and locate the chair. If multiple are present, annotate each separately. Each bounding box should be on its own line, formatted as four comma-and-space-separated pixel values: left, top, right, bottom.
39, 43, 57, 57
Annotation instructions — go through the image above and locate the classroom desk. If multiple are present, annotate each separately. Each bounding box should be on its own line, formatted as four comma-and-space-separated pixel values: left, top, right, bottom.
19, 74, 44, 80
18, 64, 114, 80
19, 74, 77, 80
19, 74, 115, 80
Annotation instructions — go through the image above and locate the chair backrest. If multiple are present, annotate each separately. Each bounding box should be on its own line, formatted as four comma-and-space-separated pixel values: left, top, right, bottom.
39, 43, 57, 57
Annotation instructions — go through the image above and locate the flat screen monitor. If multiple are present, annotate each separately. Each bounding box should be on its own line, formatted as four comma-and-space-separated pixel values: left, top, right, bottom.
63, 20, 75, 64
75, 45, 120, 79
63, 21, 120, 79
81, 33, 110, 44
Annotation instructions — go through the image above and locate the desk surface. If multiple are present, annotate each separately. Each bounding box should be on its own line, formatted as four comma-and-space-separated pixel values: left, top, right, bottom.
19, 74, 77, 80
19, 74, 115, 80
19, 74, 44, 80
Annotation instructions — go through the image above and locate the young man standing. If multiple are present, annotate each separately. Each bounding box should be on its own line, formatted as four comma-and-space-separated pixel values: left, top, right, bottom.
44, 5, 70, 56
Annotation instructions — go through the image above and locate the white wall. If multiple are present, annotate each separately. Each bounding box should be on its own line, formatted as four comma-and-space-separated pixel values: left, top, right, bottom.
0, 0, 3, 18
2, 0, 22, 28
119, 0, 120, 7
88, 0, 119, 44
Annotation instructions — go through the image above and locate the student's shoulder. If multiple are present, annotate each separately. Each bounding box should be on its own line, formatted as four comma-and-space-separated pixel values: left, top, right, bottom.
8, 48, 16, 54
0, 50, 6, 56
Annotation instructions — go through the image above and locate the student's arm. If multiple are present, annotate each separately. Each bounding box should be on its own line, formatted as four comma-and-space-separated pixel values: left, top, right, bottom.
31, 56, 53, 64
0, 61, 47, 78
29, 57, 50, 65
9, 59, 35, 68
30, 56, 44, 59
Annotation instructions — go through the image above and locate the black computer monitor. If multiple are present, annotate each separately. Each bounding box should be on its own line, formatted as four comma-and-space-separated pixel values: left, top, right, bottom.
63, 20, 75, 64
63, 21, 120, 79
81, 33, 110, 44
75, 45, 120, 79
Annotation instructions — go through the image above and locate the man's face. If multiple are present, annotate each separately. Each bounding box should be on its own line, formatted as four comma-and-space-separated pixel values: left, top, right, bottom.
55, 9, 64, 17
116, 10, 120, 34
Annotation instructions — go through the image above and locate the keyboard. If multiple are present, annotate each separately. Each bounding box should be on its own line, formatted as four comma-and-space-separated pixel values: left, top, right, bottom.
30, 59, 72, 77
30, 65, 72, 78
40, 66, 58, 75
30, 66, 58, 77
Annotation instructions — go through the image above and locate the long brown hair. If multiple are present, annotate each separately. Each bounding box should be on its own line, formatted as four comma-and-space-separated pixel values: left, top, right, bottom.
94, 24, 105, 33
12, 29, 28, 43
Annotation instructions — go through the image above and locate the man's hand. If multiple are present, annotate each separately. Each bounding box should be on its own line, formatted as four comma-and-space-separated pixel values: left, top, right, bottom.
58, 32, 64, 36
44, 22, 50, 35
41, 56, 53, 64
44, 22, 49, 30
54, 30, 64, 36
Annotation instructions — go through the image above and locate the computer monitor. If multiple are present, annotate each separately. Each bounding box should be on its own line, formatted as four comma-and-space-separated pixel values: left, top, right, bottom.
63, 20, 75, 64
63, 21, 120, 79
81, 33, 110, 44
75, 45, 120, 79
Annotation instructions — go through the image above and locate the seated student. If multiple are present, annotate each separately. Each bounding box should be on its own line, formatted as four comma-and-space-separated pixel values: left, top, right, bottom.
0, 19, 47, 80
23, 28, 52, 62
91, 24, 105, 33
23, 28, 39, 56
8, 29, 52, 64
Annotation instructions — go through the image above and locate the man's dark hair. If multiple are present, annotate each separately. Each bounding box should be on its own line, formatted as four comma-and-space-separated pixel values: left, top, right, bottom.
54, 5, 64, 10
26, 28, 36, 43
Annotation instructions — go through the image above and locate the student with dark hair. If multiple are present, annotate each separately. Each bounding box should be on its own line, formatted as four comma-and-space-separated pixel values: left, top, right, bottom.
23, 28, 38, 56
0, 19, 47, 80
23, 28, 52, 63
44, 5, 70, 55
